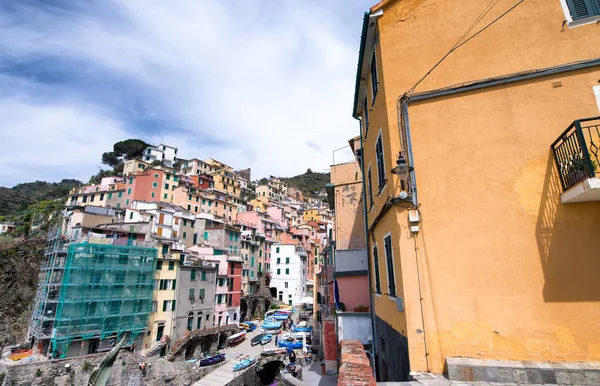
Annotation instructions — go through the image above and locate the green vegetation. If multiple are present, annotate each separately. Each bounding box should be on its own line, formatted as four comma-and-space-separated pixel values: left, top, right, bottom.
0, 180, 80, 236
91, 139, 152, 183
282, 169, 330, 197
82, 361, 93, 372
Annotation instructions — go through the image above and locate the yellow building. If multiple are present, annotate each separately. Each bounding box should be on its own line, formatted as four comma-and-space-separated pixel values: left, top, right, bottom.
354, 0, 600, 381
143, 243, 180, 356
302, 208, 320, 223
250, 196, 269, 213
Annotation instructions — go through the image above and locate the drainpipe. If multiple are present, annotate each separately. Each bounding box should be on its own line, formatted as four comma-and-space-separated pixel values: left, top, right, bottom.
397, 56, 600, 373
355, 117, 378, 380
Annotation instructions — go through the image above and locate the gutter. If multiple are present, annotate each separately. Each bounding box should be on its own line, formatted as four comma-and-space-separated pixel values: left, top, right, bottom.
398, 56, 600, 374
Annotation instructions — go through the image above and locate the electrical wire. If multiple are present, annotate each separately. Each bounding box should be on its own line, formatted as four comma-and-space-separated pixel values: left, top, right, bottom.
408, 0, 526, 94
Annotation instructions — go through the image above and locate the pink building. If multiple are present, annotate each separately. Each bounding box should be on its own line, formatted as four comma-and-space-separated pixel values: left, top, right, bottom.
267, 206, 288, 231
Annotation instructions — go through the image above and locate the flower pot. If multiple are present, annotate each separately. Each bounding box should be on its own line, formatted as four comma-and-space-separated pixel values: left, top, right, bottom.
353, 307, 369, 313
321, 363, 326, 375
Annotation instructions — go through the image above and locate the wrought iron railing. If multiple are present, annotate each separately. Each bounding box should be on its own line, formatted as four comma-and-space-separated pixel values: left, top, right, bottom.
551, 117, 600, 191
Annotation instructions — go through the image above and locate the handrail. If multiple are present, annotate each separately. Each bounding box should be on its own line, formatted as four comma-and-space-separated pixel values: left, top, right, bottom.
551, 117, 600, 191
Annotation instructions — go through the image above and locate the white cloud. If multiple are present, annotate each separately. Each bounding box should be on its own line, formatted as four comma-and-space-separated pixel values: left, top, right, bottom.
0, 0, 371, 186
0, 99, 127, 184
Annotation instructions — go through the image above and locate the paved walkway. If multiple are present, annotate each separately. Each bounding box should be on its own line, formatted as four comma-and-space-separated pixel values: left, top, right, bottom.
301, 361, 338, 386
192, 351, 256, 386
192, 327, 266, 386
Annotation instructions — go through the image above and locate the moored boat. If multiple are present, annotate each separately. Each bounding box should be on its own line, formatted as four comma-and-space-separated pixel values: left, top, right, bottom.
227, 331, 246, 346
260, 334, 273, 345
260, 347, 287, 356
262, 318, 283, 330
277, 338, 303, 349
199, 353, 226, 367
233, 356, 256, 371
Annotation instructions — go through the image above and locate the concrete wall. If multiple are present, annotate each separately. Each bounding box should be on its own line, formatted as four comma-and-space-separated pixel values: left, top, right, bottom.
336, 275, 370, 311
330, 161, 365, 250
359, 0, 600, 377
337, 312, 373, 345
335, 249, 368, 274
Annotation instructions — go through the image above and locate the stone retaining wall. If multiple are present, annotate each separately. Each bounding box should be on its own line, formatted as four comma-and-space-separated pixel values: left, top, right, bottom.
338, 339, 376, 386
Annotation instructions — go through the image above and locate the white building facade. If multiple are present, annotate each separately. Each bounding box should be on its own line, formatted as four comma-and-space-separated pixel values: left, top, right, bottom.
143, 144, 178, 168
269, 244, 307, 306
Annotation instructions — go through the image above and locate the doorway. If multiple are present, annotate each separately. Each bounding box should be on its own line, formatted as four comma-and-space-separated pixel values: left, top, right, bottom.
156, 325, 165, 341
88, 339, 99, 354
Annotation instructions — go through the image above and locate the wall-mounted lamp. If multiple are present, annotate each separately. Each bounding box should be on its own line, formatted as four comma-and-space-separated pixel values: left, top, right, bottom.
390, 152, 414, 200
390, 152, 414, 180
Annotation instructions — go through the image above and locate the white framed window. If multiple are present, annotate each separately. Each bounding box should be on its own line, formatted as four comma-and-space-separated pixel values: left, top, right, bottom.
367, 164, 374, 210
375, 129, 387, 192
560, 0, 600, 26
383, 232, 397, 298
372, 243, 381, 294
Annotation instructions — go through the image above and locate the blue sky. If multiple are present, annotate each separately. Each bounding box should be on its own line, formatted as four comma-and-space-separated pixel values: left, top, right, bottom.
0, 0, 373, 187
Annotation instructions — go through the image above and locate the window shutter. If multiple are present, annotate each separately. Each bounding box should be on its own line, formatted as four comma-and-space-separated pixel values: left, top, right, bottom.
172, 280, 176, 290
172, 300, 176, 311
162, 301, 167, 312
566, 0, 594, 20
373, 246, 381, 293
384, 236, 396, 296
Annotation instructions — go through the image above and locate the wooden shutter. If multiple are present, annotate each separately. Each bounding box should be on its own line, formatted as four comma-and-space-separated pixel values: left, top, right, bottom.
373, 246, 381, 293
384, 236, 396, 296
162, 301, 167, 311
566, 0, 596, 20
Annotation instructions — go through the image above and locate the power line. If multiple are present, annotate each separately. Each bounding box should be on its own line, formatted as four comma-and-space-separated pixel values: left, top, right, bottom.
408, 0, 525, 94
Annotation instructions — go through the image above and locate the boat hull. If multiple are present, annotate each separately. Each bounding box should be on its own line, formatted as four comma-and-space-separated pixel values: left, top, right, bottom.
199, 353, 226, 367
233, 357, 256, 371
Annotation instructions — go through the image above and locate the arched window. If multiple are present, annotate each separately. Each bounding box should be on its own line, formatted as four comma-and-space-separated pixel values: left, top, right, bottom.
187, 312, 194, 331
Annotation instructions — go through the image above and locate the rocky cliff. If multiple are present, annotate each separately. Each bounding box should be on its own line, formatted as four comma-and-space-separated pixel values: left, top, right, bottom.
0, 238, 46, 349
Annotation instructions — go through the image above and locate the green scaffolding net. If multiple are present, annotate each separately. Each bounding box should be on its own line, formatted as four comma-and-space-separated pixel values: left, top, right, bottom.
51, 242, 157, 357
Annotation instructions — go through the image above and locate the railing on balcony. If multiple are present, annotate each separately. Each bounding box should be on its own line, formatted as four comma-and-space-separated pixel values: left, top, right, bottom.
552, 117, 600, 191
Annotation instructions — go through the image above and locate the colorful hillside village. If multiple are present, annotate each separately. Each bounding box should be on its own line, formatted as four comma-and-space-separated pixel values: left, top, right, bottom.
28, 143, 333, 359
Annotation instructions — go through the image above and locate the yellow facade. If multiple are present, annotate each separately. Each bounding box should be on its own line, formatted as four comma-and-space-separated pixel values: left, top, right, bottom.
143, 246, 179, 353
211, 169, 241, 198
302, 209, 319, 223
355, 0, 600, 379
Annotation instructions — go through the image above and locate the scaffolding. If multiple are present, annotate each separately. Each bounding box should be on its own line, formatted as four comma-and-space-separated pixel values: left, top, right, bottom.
29, 227, 157, 358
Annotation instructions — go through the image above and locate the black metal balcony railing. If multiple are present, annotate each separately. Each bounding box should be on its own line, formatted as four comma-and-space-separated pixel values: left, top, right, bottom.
551, 117, 600, 191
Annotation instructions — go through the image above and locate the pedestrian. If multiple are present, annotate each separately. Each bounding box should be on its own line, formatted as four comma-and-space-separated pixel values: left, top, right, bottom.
275, 335, 278, 346
289, 349, 297, 365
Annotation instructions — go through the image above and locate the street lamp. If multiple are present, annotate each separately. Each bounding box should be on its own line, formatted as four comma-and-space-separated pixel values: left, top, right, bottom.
390, 152, 414, 200
391, 152, 413, 179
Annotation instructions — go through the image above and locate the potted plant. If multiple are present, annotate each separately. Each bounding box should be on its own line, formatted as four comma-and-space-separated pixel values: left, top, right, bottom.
321, 361, 326, 375
353, 304, 369, 313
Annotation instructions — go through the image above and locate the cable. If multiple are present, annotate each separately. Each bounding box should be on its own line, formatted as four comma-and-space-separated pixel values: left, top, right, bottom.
408, 0, 525, 94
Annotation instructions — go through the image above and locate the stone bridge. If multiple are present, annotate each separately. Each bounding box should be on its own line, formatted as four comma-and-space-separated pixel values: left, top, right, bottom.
165, 324, 240, 361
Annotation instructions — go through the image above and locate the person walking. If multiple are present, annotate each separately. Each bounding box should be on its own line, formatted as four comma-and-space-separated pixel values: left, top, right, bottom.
289, 349, 297, 366
275, 334, 278, 346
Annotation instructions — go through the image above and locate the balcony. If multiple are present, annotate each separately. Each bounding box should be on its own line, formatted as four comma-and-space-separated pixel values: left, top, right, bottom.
552, 117, 600, 203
